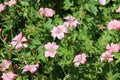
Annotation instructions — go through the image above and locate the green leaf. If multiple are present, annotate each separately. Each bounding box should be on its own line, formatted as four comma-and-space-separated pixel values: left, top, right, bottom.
20, 1, 29, 6
85, 4, 98, 15
63, 0, 73, 10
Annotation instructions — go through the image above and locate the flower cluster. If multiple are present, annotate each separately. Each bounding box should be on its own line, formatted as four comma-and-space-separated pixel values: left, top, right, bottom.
0, 0, 16, 12
0, 60, 17, 80
42, 9, 84, 68
51, 15, 79, 40
39, 8, 55, 17
0, 59, 39, 79
100, 43, 120, 63
44, 14, 80, 58
22, 64, 39, 74
106, 43, 120, 53
1, 71, 17, 80
40, 7, 83, 69
39, 7, 80, 59
102, 6, 120, 63
2, 1, 120, 79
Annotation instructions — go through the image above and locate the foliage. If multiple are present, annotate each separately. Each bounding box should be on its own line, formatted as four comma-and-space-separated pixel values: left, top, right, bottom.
0, 0, 120, 80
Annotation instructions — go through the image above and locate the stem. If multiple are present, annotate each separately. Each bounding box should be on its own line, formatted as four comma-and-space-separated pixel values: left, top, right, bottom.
60, 65, 67, 76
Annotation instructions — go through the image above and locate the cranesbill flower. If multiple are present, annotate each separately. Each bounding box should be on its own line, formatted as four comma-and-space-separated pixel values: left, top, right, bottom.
44, 42, 59, 58
63, 21, 69, 26
73, 53, 87, 67
100, 51, 114, 63
99, 0, 106, 5
0, 4, 5, 12
39, 8, 45, 16
11, 32, 28, 50
63, 22, 69, 32
22, 64, 39, 74
4, 0, 16, 6
108, 20, 120, 30
51, 25, 68, 39
106, 43, 120, 53
0, 59, 11, 71
64, 15, 80, 28
44, 8, 55, 17
39, 7, 55, 17
1, 71, 17, 80
116, 6, 120, 13
0, 28, 2, 33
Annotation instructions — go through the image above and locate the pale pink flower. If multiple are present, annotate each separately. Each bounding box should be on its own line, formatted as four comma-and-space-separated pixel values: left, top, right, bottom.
0, 59, 11, 71
64, 16, 80, 28
63, 22, 69, 27
4, 0, 16, 6
0, 28, 2, 33
63, 22, 69, 32
1, 71, 17, 80
22, 64, 39, 73
39, 7, 55, 17
106, 43, 120, 53
73, 53, 87, 67
100, 51, 114, 63
51, 25, 68, 39
108, 20, 120, 30
0, 4, 5, 12
44, 8, 55, 17
99, 0, 106, 5
44, 42, 59, 58
11, 32, 28, 50
39, 8, 45, 16
116, 6, 120, 13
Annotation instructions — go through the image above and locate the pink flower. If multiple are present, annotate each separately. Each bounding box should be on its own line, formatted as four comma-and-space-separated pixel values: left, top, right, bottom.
22, 64, 39, 73
0, 59, 11, 71
44, 42, 59, 58
39, 7, 55, 17
51, 25, 68, 39
63, 22, 69, 32
44, 8, 55, 17
64, 16, 80, 28
4, 0, 16, 6
63, 21, 69, 27
100, 51, 114, 63
1, 71, 17, 80
0, 4, 5, 12
108, 20, 120, 30
11, 32, 28, 50
39, 8, 45, 16
99, 0, 106, 5
116, 6, 120, 13
106, 43, 120, 53
0, 28, 2, 33
73, 53, 87, 67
